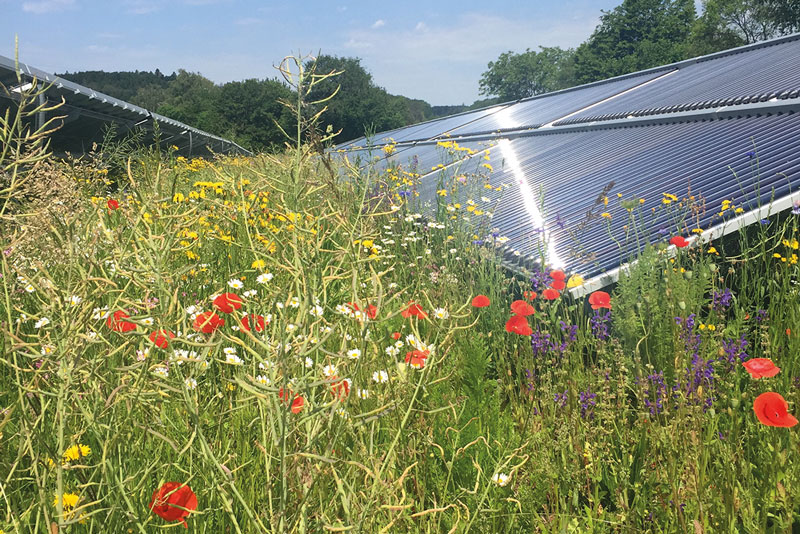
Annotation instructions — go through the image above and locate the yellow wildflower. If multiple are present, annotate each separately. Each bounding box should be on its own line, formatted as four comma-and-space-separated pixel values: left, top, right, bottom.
252, 259, 266, 269
600, 212, 611, 219
63, 444, 90, 462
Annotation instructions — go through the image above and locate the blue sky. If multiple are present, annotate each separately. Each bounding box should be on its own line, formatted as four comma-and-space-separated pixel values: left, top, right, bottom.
3, 0, 622, 105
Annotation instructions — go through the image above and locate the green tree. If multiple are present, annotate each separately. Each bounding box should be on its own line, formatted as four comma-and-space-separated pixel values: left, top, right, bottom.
305, 55, 407, 142
479, 47, 576, 101
687, 0, 747, 56
573, 0, 697, 83
155, 70, 225, 134
693, 0, 799, 44
215, 78, 295, 151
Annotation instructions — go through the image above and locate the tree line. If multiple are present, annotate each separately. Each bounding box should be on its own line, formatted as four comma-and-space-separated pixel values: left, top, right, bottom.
58, 0, 799, 149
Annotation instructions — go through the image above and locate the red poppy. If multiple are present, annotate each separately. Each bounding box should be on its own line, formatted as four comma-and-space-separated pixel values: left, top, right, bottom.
401, 302, 428, 319
404, 349, 429, 369
510, 300, 535, 316
241, 314, 267, 332
471, 295, 491, 308
213, 293, 243, 314
331, 378, 351, 400
279, 388, 305, 414
107, 310, 137, 333
107, 199, 119, 211
391, 332, 401, 340
753, 392, 798, 427
550, 270, 565, 281
541, 288, 560, 300
550, 279, 566, 291
523, 291, 537, 301
366, 304, 378, 320
742, 358, 780, 379
588, 291, 612, 310
192, 311, 224, 334
505, 315, 532, 336
669, 236, 689, 248
149, 482, 197, 528
148, 329, 175, 349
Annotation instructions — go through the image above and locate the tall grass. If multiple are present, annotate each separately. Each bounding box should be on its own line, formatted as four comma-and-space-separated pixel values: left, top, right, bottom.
1, 55, 799, 533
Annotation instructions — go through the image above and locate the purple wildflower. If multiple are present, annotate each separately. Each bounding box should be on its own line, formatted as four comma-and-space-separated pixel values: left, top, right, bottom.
579, 388, 596, 420
590, 310, 611, 341
720, 335, 749, 372
712, 288, 733, 313
554, 390, 568, 408
643, 372, 667, 415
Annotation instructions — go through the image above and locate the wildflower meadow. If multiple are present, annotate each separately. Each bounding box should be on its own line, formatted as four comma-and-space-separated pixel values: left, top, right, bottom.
1, 58, 799, 534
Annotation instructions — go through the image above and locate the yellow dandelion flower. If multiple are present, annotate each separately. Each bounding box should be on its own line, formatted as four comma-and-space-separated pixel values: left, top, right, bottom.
252, 259, 266, 269
54, 492, 80, 509
173, 192, 185, 203
600, 212, 611, 219
63, 444, 90, 462
482, 163, 493, 172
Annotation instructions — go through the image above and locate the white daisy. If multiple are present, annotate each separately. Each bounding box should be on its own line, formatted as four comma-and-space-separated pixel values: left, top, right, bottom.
136, 348, 150, 361
228, 278, 244, 289
433, 308, 449, 320
357, 388, 369, 399
67, 295, 82, 306
92, 307, 109, 320
258, 360, 274, 370
223, 346, 237, 355
184, 377, 198, 390
304, 357, 314, 368
346, 348, 361, 360
385, 345, 400, 357
255, 375, 271, 385
492, 473, 510, 487
372, 370, 389, 384
323, 364, 338, 378
243, 289, 257, 298
141, 317, 154, 326
41, 345, 56, 356
226, 354, 244, 365
336, 407, 349, 418
289, 296, 301, 308
24, 284, 35, 293
309, 305, 324, 317
153, 366, 169, 378
256, 272, 273, 284
185, 305, 199, 316
34, 317, 50, 329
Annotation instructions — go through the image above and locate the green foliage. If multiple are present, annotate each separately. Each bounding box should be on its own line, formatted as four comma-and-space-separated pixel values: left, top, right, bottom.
55, 68, 175, 103
305, 55, 408, 143
479, 47, 576, 101
573, 0, 697, 84
216, 78, 295, 151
